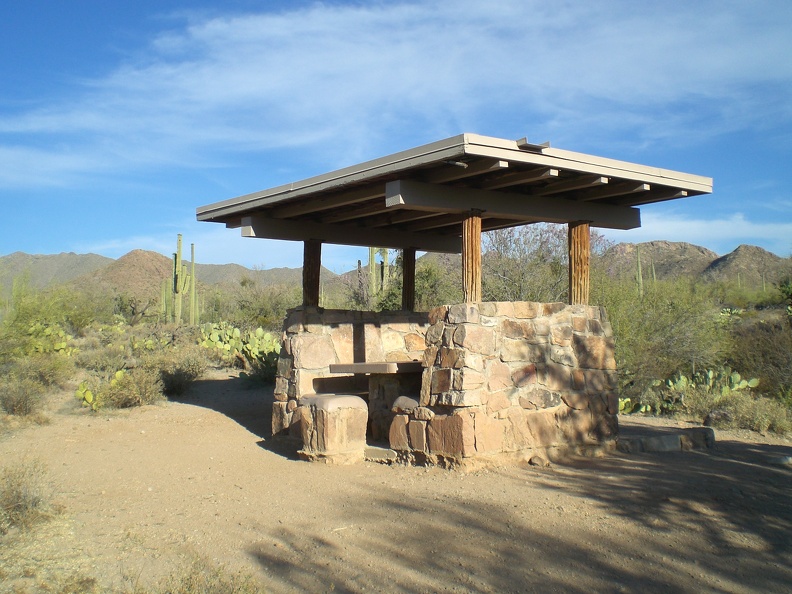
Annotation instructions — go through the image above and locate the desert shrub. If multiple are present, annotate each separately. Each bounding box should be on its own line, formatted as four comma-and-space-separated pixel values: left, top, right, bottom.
683, 388, 791, 434
143, 345, 208, 396
89, 368, 164, 409
595, 277, 729, 398
0, 377, 46, 416
18, 353, 75, 388
0, 459, 52, 535
728, 317, 792, 399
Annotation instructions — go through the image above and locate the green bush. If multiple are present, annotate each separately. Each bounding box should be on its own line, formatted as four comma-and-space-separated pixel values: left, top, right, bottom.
595, 277, 729, 399
78, 368, 164, 410
0, 459, 52, 535
19, 353, 74, 388
0, 377, 46, 416
683, 388, 791, 434
143, 345, 207, 396
728, 317, 792, 399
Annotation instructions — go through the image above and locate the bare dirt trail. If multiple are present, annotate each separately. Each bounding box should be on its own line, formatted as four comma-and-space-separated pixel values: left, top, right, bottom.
1, 369, 791, 593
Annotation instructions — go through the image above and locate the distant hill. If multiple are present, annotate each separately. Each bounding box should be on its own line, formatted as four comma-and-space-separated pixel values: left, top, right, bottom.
604, 241, 719, 280
78, 250, 174, 302
0, 251, 113, 298
0, 249, 341, 303
701, 244, 787, 288
2, 242, 790, 304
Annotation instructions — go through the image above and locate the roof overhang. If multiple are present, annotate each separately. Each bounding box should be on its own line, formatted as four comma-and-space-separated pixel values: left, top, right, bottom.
197, 133, 712, 253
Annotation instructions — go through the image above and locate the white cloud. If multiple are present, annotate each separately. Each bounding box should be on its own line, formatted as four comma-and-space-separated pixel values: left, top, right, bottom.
1, 0, 790, 188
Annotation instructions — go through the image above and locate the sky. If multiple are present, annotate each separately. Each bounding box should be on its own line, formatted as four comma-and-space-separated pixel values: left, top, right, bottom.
1, 0, 791, 272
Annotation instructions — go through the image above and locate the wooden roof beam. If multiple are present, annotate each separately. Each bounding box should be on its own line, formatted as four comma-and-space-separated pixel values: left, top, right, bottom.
401, 213, 469, 233
268, 186, 384, 219
366, 209, 443, 229
532, 175, 609, 196
612, 188, 687, 206
241, 214, 461, 253
319, 201, 387, 224
571, 182, 650, 202
422, 159, 509, 184
479, 167, 559, 190
386, 179, 640, 230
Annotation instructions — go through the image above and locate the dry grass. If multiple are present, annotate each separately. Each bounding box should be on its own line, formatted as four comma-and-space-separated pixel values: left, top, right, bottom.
0, 459, 53, 535
0, 377, 46, 417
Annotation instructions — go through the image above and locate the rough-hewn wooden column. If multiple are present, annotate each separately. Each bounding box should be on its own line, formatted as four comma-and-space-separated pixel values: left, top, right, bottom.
462, 211, 482, 303
401, 247, 416, 311
303, 239, 322, 307
568, 222, 590, 305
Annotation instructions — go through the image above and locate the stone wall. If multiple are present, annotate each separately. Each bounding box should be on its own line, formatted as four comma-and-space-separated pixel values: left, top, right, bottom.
391, 302, 619, 465
272, 306, 431, 436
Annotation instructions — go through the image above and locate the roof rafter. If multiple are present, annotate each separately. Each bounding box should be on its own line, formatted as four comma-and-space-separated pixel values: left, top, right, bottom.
386, 179, 640, 230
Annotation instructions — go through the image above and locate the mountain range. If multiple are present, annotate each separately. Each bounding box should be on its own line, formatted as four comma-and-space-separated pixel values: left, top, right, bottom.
1, 242, 789, 302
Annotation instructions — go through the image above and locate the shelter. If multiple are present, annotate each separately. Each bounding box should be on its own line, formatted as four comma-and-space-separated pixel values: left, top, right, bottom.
198, 133, 711, 308
197, 133, 712, 465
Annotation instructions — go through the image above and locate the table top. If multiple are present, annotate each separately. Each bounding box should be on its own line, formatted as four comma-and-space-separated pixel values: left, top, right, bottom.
328, 361, 424, 375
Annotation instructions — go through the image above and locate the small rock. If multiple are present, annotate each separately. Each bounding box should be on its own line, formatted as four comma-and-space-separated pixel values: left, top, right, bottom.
392, 396, 420, 413
703, 409, 732, 427
770, 455, 792, 467
528, 455, 550, 467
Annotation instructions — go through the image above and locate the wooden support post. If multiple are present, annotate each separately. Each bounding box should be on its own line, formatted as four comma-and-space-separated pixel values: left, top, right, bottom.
303, 239, 322, 307
568, 222, 591, 305
402, 248, 416, 311
462, 211, 482, 303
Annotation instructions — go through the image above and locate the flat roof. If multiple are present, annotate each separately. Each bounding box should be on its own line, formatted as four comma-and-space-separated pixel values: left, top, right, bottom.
197, 133, 712, 253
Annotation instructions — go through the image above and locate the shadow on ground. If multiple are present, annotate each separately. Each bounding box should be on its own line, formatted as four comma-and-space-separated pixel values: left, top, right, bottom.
245, 423, 792, 593
173, 370, 273, 439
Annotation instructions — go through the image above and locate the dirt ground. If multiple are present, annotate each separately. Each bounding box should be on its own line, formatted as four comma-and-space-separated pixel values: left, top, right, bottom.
1, 368, 791, 594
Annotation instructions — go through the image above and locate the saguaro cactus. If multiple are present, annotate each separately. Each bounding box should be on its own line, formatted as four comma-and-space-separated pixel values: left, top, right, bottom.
171, 234, 194, 324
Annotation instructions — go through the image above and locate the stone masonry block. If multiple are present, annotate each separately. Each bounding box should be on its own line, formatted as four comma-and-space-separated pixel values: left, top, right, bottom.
329, 325, 354, 364
447, 303, 480, 324
408, 420, 428, 452
550, 326, 573, 346
425, 321, 445, 346
501, 339, 547, 363
572, 316, 588, 333
573, 335, 616, 370
381, 329, 406, 354
512, 302, 539, 318
431, 368, 452, 394
404, 332, 426, 352
293, 334, 337, 369
453, 324, 496, 355
428, 305, 449, 325
512, 363, 538, 387
501, 319, 535, 339
550, 345, 576, 367
526, 409, 560, 447
518, 387, 561, 410
544, 363, 573, 391
389, 414, 410, 450
486, 359, 513, 391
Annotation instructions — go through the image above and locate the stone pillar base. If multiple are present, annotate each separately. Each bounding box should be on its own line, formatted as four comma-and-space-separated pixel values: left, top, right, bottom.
296, 395, 368, 464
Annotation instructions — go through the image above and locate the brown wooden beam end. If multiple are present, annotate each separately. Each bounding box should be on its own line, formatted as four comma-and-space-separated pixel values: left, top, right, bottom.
402, 247, 416, 311
303, 239, 322, 307
568, 222, 590, 305
462, 212, 482, 303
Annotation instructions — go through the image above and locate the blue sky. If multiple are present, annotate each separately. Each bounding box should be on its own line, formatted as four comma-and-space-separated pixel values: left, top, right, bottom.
1, 0, 791, 272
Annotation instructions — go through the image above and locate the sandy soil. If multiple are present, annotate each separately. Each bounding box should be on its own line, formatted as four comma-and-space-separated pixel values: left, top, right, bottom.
1, 368, 791, 593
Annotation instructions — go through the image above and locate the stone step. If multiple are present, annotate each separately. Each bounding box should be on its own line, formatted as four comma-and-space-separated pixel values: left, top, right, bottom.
617, 427, 715, 454
365, 445, 398, 462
